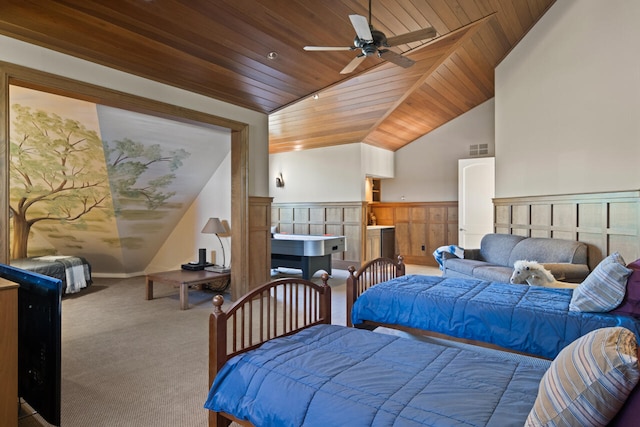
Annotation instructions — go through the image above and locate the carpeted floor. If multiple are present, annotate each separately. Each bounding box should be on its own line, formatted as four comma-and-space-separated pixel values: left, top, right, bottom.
18, 264, 441, 427
17, 267, 353, 427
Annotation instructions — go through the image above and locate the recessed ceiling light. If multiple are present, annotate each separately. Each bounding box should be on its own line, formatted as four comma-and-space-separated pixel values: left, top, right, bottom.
312, 94, 319, 100
267, 51, 278, 60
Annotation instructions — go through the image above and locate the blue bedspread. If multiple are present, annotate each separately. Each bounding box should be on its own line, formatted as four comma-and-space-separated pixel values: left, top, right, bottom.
205, 324, 549, 426
351, 275, 640, 359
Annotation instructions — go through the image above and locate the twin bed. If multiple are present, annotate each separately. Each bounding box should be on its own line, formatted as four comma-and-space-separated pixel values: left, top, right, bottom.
205, 257, 640, 426
10, 255, 92, 295
347, 256, 640, 359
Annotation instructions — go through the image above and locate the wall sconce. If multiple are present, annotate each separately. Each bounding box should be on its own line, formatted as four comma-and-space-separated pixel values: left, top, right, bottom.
275, 172, 284, 188
201, 217, 230, 273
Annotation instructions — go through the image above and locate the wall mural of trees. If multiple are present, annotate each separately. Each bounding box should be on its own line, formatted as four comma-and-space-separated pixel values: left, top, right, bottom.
8, 85, 230, 274
10, 104, 112, 259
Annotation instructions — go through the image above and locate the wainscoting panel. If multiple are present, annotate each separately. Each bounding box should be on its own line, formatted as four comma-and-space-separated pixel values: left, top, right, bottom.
369, 201, 459, 266
494, 190, 640, 269
248, 197, 273, 292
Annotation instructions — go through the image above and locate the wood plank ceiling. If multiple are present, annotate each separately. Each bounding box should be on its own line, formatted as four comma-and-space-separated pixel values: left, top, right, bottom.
0, 0, 555, 153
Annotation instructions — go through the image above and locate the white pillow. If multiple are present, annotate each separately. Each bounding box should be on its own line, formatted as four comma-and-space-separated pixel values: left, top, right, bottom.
526, 327, 640, 427
569, 252, 632, 312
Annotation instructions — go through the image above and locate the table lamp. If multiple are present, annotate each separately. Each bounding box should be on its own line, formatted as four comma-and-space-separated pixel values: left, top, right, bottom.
201, 217, 230, 273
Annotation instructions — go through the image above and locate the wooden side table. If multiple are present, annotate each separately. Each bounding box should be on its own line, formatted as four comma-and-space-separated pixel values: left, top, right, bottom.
145, 269, 230, 310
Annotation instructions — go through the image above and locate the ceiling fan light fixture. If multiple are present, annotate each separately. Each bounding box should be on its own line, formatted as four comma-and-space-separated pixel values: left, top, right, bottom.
303, 1, 436, 74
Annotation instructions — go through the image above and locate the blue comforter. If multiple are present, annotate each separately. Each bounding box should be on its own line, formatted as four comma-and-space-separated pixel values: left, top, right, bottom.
351, 275, 640, 359
205, 324, 549, 426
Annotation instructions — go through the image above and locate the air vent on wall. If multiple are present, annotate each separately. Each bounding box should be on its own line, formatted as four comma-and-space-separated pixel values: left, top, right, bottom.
469, 143, 488, 157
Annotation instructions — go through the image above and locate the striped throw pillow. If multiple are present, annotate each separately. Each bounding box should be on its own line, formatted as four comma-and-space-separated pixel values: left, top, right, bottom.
526, 327, 640, 427
569, 252, 632, 312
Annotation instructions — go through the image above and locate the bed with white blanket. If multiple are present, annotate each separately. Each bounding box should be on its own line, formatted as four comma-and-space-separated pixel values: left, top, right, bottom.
10, 255, 92, 294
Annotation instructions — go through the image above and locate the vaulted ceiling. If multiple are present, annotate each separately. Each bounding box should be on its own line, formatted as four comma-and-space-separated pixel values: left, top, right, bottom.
0, 0, 555, 153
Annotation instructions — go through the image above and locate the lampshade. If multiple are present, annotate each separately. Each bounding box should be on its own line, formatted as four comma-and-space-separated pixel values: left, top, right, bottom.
201, 217, 226, 235
201, 217, 229, 269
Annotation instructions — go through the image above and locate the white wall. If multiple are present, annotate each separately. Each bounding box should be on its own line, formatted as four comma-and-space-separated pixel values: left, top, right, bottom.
269, 143, 395, 203
361, 144, 394, 178
382, 99, 495, 202
269, 100, 494, 204
495, 0, 640, 198
148, 152, 231, 273
269, 143, 364, 203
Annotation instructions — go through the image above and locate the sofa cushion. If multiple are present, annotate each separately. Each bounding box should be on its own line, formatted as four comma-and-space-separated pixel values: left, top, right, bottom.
443, 258, 488, 277
540, 263, 591, 283
508, 238, 588, 267
479, 234, 526, 266
470, 265, 514, 283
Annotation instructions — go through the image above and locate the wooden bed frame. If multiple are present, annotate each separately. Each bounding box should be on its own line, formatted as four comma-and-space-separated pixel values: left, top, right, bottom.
208, 274, 331, 427
345, 255, 406, 327
205, 259, 639, 426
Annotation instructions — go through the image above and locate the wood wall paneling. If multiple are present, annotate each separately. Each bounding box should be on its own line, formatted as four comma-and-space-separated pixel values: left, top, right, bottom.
447, 208, 459, 243
294, 223, 309, 235
372, 206, 395, 224
395, 222, 411, 258
326, 208, 342, 222
279, 208, 293, 224
0, 280, 18, 427
495, 205, 510, 229
370, 201, 458, 266
343, 207, 361, 223
247, 197, 273, 292
493, 190, 640, 270
342, 224, 362, 263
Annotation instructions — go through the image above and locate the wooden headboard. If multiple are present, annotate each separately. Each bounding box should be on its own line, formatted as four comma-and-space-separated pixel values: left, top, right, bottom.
345, 256, 405, 327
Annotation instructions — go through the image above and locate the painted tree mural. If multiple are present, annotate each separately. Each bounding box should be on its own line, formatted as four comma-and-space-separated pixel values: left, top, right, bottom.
9, 104, 112, 259
105, 138, 189, 213
9, 104, 190, 259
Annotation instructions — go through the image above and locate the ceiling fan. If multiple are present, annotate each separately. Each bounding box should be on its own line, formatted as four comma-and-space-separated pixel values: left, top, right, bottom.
303, 0, 437, 74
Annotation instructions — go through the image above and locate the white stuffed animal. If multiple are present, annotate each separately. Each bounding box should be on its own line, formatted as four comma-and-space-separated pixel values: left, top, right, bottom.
510, 260, 577, 289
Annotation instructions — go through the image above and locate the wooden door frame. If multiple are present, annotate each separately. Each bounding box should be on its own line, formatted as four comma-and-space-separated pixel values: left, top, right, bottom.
0, 62, 250, 295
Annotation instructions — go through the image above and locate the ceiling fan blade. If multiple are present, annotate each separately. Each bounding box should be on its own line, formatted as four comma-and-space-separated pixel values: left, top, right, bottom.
385, 27, 437, 46
378, 50, 415, 68
340, 55, 367, 74
349, 14, 373, 42
304, 46, 353, 51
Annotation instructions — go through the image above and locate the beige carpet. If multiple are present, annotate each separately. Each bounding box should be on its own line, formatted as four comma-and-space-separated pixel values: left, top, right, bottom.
18, 264, 439, 427
17, 268, 352, 427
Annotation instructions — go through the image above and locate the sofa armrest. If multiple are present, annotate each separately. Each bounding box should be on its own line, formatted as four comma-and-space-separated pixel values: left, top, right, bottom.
541, 263, 591, 283
462, 248, 481, 260
441, 252, 459, 260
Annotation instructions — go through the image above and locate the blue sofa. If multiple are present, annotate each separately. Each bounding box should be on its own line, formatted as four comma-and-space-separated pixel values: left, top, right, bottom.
442, 233, 590, 284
